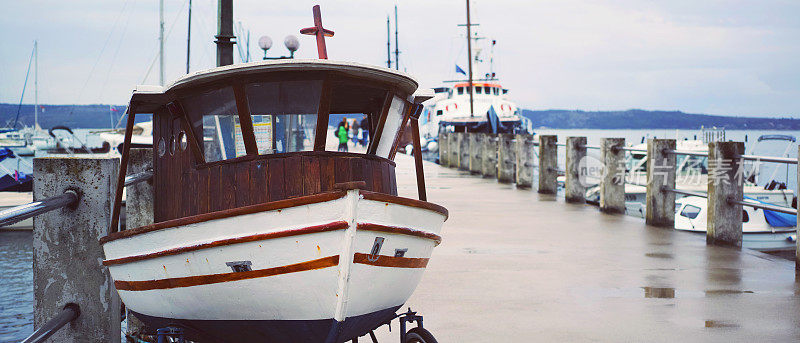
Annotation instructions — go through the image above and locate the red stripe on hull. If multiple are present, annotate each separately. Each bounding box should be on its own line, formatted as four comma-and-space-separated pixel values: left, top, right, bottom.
357, 223, 442, 245
352, 253, 429, 268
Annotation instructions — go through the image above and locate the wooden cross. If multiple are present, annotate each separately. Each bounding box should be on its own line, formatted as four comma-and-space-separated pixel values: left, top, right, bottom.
300, 5, 335, 59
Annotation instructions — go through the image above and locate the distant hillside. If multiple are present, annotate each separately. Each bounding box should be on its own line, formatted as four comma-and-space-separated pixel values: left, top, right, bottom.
2, 104, 797, 130
521, 109, 800, 130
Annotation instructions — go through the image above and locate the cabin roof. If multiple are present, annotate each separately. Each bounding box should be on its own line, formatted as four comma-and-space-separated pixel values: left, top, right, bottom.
129, 59, 421, 113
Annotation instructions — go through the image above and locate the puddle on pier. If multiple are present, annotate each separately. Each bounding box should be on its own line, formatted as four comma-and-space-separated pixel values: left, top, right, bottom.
704, 320, 740, 328
643, 287, 675, 298
645, 253, 674, 259
704, 289, 754, 296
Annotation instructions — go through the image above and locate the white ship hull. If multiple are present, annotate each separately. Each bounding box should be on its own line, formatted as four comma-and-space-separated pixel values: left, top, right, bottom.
101, 189, 447, 342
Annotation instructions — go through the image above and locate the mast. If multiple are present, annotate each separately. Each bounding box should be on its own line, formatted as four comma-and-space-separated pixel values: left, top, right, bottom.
394, 5, 399, 70
186, 0, 192, 74
159, 0, 165, 86
215, 0, 235, 67
34, 40, 38, 129
465, 0, 474, 117
386, 15, 391, 68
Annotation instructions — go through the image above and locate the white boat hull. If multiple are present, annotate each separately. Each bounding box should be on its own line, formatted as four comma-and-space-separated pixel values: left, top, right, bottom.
101, 189, 446, 342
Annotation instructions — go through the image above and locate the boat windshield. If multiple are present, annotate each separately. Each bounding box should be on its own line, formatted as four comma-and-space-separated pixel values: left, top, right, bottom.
181, 87, 242, 162
245, 80, 322, 154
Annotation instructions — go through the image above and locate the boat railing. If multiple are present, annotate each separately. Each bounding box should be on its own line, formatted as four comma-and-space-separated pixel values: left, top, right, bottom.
0, 168, 152, 228
20, 304, 80, 343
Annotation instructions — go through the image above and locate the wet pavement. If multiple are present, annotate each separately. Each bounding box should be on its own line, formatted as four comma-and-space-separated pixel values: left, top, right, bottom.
375, 153, 800, 342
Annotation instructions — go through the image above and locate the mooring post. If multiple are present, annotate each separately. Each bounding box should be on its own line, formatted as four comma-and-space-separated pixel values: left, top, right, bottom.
645, 139, 676, 227
482, 133, 498, 178
797, 146, 800, 270
497, 133, 516, 183
600, 138, 625, 213
565, 136, 587, 203
438, 131, 448, 166
469, 133, 482, 174
707, 141, 745, 247
449, 132, 461, 168
459, 132, 470, 171
33, 157, 121, 343
125, 149, 154, 339
538, 135, 558, 194
515, 134, 535, 188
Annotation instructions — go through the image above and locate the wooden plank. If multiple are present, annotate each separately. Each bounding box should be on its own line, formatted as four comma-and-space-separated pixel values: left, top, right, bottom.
153, 116, 165, 222
267, 158, 286, 202
197, 168, 210, 214
319, 156, 335, 192
235, 161, 251, 207
389, 100, 413, 160
313, 78, 333, 151
361, 159, 374, 192
334, 157, 352, 185
220, 163, 237, 210
183, 170, 198, 217
233, 84, 258, 155
284, 155, 304, 198
367, 92, 394, 155
209, 165, 222, 212
411, 119, 425, 200
372, 160, 383, 193
381, 161, 391, 195
110, 110, 136, 231
250, 160, 268, 205
389, 164, 398, 196
302, 156, 322, 195
351, 158, 365, 185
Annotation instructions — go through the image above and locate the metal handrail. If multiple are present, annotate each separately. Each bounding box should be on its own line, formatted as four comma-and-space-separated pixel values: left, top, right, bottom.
662, 187, 708, 198
0, 190, 79, 228
124, 169, 153, 187
737, 154, 797, 165
663, 187, 797, 215
665, 149, 708, 157
21, 303, 80, 343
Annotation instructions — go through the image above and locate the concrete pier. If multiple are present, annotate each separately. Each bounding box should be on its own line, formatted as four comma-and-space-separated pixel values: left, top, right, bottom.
481, 134, 498, 178
124, 149, 153, 338
438, 132, 448, 166
565, 136, 586, 203
385, 153, 800, 342
459, 132, 470, 171
645, 139, 676, 227
515, 134, 535, 188
538, 135, 557, 194
32, 157, 121, 343
497, 133, 515, 183
468, 133, 482, 174
706, 142, 744, 248
600, 138, 625, 214
449, 132, 461, 169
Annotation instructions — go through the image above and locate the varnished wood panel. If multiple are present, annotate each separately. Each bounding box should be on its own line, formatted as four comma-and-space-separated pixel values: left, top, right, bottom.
319, 157, 335, 192
302, 156, 322, 195
209, 165, 222, 212
235, 162, 250, 207
220, 164, 237, 210
250, 160, 268, 205
267, 158, 286, 201
284, 156, 303, 198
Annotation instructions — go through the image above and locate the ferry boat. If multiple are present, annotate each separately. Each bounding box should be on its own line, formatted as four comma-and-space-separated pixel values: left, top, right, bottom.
100, 57, 446, 341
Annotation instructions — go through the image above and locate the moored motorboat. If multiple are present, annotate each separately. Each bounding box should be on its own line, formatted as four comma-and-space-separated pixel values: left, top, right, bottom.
101, 7, 447, 341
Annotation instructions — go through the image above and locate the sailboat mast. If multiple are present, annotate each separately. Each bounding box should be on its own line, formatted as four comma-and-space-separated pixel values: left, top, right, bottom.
159, 0, 165, 86
187, 0, 192, 74
394, 5, 399, 70
386, 15, 391, 68
34, 40, 38, 129
466, 0, 474, 117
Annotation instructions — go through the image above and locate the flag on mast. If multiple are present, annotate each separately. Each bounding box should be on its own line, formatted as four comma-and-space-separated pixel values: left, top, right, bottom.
455, 64, 467, 75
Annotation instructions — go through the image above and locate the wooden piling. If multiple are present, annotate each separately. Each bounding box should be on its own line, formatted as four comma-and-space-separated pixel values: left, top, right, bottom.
482, 134, 498, 178
515, 134, 535, 188
645, 139, 676, 227
469, 133, 483, 174
459, 132, 470, 171
600, 138, 625, 214
497, 133, 516, 183
565, 136, 587, 203
797, 146, 800, 270
538, 135, 558, 194
125, 149, 153, 338
33, 157, 121, 343
438, 131, 449, 166
706, 141, 744, 247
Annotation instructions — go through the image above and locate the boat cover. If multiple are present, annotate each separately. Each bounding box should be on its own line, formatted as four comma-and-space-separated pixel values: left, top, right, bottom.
745, 196, 796, 227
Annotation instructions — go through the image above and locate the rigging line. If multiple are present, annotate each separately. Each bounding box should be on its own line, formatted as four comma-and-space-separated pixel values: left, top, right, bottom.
97, 0, 138, 102
12, 44, 36, 129
68, 0, 132, 115
140, 0, 189, 84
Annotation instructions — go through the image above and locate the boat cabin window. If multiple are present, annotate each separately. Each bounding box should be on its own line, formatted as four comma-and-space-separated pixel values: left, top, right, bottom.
437, 110, 443, 116
680, 204, 701, 219
675, 202, 682, 213
475, 87, 482, 94
457, 87, 464, 95
373, 95, 408, 157
742, 209, 749, 223
245, 80, 322, 154
181, 87, 243, 162
493, 87, 499, 95
484, 86, 490, 94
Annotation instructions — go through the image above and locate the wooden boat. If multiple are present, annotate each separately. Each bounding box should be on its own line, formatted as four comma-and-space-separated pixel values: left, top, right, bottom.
100, 58, 447, 342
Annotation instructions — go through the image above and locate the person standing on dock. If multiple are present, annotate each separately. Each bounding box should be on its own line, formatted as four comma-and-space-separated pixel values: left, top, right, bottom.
359, 114, 369, 147
337, 119, 349, 152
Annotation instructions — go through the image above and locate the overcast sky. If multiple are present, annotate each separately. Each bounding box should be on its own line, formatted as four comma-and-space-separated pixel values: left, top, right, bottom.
1, 0, 798, 117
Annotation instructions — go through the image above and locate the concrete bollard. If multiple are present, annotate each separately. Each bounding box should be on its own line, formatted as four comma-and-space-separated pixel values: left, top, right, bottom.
600, 138, 626, 214
538, 135, 558, 194
459, 132, 470, 171
125, 149, 153, 338
438, 131, 449, 166
497, 133, 516, 183
707, 141, 745, 247
645, 139, 676, 227
482, 134, 498, 178
469, 133, 483, 174
565, 136, 587, 203
33, 157, 121, 343
449, 132, 461, 168
515, 134, 535, 188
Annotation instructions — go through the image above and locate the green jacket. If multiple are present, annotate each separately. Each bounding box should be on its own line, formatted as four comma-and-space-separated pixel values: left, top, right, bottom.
337, 126, 349, 144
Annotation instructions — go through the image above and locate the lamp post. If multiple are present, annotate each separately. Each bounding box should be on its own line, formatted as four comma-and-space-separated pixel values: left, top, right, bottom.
259, 35, 300, 60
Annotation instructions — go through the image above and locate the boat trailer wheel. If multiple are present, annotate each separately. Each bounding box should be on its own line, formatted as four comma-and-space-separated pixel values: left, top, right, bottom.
398, 308, 438, 343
